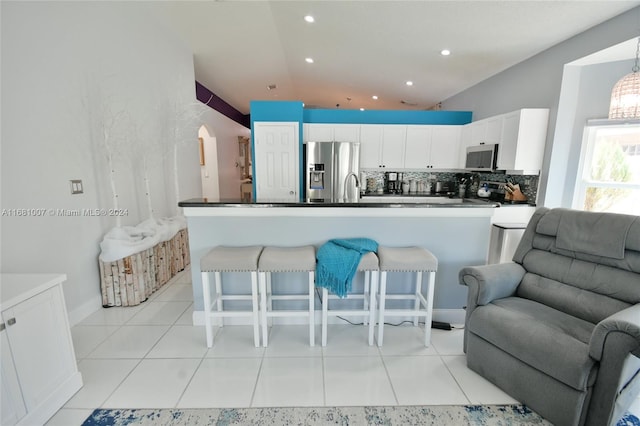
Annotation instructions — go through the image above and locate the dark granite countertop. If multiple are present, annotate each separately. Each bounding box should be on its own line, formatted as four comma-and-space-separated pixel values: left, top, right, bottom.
178, 197, 500, 208
360, 193, 536, 207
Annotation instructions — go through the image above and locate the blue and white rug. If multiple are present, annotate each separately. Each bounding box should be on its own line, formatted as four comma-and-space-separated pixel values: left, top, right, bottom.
82, 405, 640, 425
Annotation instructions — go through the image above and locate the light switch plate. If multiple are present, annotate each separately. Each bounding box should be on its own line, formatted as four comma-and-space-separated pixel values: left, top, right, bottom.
70, 179, 83, 194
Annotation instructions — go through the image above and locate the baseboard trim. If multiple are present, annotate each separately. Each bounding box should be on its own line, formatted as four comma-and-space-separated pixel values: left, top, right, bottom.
68, 295, 103, 326
192, 308, 465, 327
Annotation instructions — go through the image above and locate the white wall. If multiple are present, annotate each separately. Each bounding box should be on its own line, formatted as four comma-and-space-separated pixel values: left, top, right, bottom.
198, 106, 251, 200
550, 59, 635, 207
441, 6, 640, 207
1, 1, 201, 322
199, 125, 220, 200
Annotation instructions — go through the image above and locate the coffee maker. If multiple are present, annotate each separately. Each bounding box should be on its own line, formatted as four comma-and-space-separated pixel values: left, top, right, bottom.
384, 171, 402, 194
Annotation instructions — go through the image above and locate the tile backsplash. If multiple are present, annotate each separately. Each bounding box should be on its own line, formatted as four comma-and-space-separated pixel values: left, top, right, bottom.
361, 170, 539, 203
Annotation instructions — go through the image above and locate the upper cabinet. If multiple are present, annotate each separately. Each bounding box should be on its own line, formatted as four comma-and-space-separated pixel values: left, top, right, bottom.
461, 108, 549, 173
380, 125, 407, 168
360, 124, 406, 169
405, 125, 461, 169
304, 123, 360, 143
404, 126, 431, 168
497, 109, 549, 172
429, 126, 462, 169
358, 124, 384, 168
304, 122, 464, 171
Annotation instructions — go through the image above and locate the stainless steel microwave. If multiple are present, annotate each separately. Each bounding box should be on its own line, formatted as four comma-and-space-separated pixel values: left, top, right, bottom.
465, 144, 498, 171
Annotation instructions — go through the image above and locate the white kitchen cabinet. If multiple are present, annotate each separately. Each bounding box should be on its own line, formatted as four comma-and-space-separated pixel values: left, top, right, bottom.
459, 123, 473, 167
460, 108, 549, 172
304, 123, 360, 143
359, 124, 406, 169
333, 124, 360, 142
405, 125, 461, 169
0, 274, 82, 426
404, 126, 431, 168
430, 126, 462, 168
359, 124, 384, 168
496, 109, 549, 172
380, 125, 406, 169
470, 120, 488, 145
1, 328, 26, 425
485, 117, 503, 144
304, 123, 333, 142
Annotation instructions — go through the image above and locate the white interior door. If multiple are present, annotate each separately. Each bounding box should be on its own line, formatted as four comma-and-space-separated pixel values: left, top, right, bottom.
254, 122, 299, 201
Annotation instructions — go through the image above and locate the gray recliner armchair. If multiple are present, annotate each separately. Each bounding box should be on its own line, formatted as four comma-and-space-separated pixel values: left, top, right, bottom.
459, 207, 640, 426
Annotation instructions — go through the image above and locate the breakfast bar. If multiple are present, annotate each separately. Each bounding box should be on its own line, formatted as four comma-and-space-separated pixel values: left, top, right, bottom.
179, 198, 499, 325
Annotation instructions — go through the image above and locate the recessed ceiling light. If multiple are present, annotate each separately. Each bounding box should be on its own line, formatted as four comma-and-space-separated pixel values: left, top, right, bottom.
305, 57, 314, 64
441, 49, 451, 56
406, 81, 413, 86
372, 95, 378, 100
360, 108, 365, 111
304, 15, 315, 23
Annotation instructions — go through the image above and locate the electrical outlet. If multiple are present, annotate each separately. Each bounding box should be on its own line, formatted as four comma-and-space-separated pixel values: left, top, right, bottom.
70, 180, 83, 194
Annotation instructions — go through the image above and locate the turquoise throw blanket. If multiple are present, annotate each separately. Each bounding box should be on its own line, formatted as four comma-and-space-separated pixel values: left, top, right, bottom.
316, 238, 378, 298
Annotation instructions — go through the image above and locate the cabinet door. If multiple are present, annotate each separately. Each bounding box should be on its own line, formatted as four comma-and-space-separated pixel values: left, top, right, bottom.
497, 112, 520, 170
2, 286, 75, 413
430, 126, 462, 168
359, 124, 383, 168
333, 124, 360, 143
470, 120, 488, 145
381, 125, 406, 168
404, 126, 432, 169
459, 124, 473, 167
254, 122, 300, 201
305, 123, 334, 142
513, 109, 549, 171
485, 117, 503, 144
1, 328, 26, 426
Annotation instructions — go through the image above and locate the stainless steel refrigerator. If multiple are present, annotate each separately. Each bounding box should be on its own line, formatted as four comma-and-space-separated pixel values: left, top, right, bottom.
306, 142, 360, 202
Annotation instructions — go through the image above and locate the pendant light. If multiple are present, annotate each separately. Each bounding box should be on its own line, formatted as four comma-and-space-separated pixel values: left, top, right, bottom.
609, 36, 640, 119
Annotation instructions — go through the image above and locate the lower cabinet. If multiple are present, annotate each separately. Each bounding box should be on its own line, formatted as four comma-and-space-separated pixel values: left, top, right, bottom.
1, 329, 26, 425
0, 274, 82, 426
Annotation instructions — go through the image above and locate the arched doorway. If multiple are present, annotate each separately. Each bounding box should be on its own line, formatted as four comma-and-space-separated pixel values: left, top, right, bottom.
198, 125, 220, 200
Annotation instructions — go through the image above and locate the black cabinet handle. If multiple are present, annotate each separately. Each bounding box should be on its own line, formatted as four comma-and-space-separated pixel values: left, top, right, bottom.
7, 318, 16, 326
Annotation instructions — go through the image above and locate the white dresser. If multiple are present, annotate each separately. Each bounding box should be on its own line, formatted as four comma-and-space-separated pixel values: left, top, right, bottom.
0, 274, 83, 426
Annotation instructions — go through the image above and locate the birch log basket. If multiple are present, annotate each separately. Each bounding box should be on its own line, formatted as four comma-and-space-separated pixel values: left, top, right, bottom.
98, 217, 190, 307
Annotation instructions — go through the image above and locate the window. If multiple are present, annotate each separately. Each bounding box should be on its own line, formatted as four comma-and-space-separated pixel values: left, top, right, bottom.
573, 120, 640, 215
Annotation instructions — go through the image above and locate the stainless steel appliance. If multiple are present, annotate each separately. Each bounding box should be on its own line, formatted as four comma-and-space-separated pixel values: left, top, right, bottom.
435, 181, 455, 194
384, 171, 402, 194
306, 141, 361, 202
465, 143, 499, 171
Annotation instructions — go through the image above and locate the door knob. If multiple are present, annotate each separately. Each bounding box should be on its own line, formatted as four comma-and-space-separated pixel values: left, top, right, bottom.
289, 191, 295, 195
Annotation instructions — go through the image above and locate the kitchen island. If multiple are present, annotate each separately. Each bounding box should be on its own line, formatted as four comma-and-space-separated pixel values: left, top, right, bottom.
179, 197, 500, 326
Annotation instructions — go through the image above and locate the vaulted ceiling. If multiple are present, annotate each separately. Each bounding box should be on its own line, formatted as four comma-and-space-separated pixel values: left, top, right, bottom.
149, 1, 640, 114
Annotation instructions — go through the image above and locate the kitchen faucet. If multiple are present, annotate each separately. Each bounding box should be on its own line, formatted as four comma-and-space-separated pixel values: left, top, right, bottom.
343, 172, 360, 202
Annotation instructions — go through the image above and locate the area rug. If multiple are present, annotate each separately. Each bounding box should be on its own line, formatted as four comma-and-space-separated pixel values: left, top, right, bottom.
82, 405, 548, 425
82, 405, 640, 426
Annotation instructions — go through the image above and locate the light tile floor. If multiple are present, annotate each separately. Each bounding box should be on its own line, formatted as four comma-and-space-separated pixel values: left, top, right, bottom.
47, 267, 640, 425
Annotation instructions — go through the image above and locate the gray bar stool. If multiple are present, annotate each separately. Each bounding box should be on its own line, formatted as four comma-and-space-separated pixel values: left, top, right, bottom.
258, 246, 316, 347
321, 252, 379, 346
200, 246, 263, 348
376, 246, 438, 347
